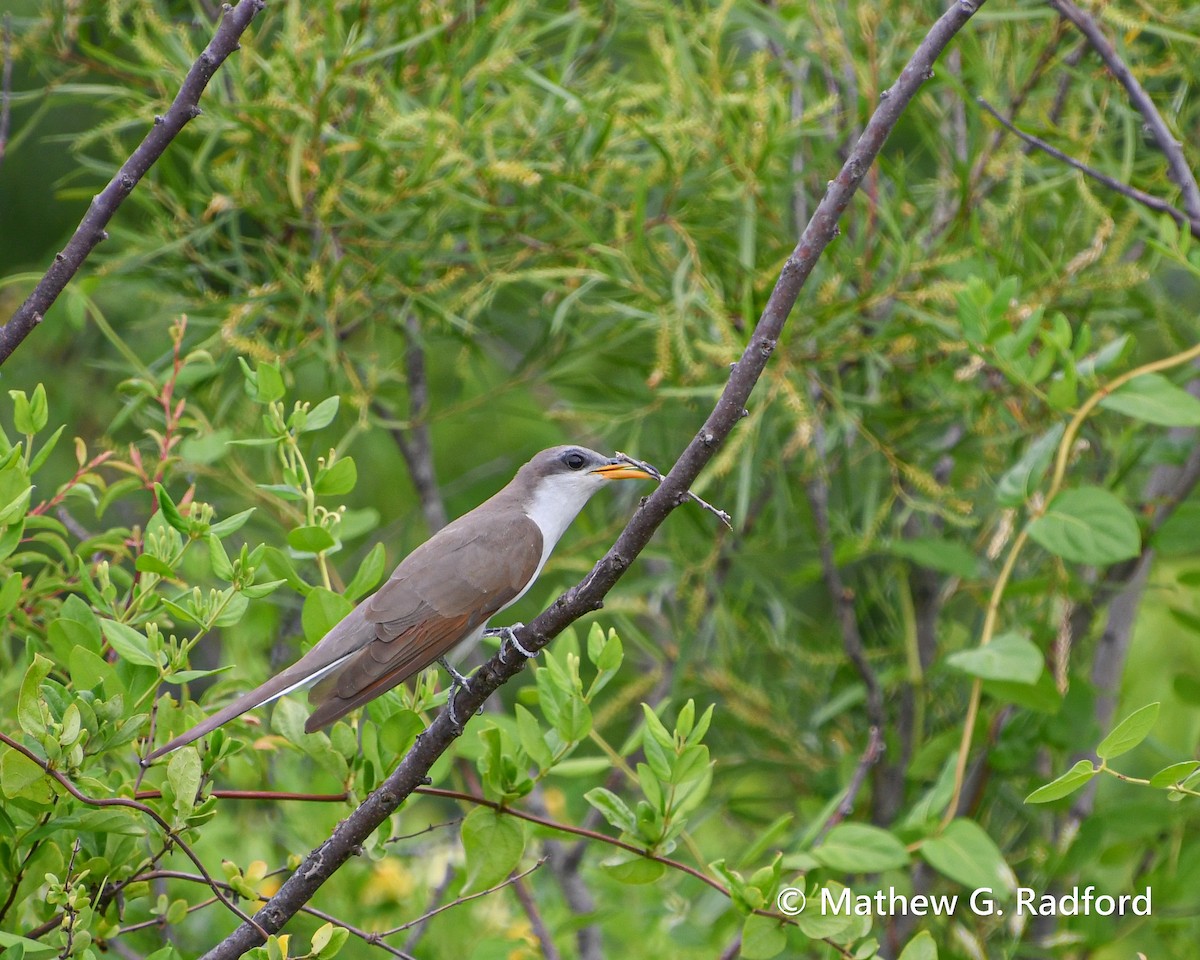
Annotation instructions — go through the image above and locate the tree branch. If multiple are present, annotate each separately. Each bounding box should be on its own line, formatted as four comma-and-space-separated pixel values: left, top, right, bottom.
0, 732, 262, 937
1048, 0, 1200, 222
202, 2, 989, 953
380, 314, 449, 534
977, 97, 1200, 238
0, 0, 266, 365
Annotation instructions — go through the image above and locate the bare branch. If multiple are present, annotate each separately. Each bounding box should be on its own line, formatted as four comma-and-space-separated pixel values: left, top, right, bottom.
614, 450, 732, 528
978, 97, 1200, 238
0, 0, 266, 365
0, 731, 262, 936
812, 727, 885, 845
1049, 0, 1200, 221
804, 377, 886, 744
511, 874, 562, 960
376, 858, 549, 938
202, 2, 989, 953
380, 314, 449, 533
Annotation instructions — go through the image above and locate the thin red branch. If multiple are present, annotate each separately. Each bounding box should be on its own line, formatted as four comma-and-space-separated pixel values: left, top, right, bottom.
0, 731, 263, 936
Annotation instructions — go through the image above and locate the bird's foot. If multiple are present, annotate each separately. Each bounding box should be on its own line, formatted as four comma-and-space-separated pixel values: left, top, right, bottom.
489, 623, 539, 661
438, 657, 473, 727
438, 656, 472, 689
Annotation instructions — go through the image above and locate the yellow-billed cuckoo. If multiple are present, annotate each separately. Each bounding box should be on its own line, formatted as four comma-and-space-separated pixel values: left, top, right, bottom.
143, 445, 650, 762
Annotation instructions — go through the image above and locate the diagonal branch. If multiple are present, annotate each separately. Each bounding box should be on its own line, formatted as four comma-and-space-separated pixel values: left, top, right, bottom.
203, 1, 989, 954
0, 731, 262, 936
1049, 0, 1200, 222
0, 0, 266, 365
977, 97, 1200, 238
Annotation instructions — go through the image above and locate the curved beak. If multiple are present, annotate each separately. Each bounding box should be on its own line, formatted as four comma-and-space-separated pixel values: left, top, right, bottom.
591, 459, 653, 481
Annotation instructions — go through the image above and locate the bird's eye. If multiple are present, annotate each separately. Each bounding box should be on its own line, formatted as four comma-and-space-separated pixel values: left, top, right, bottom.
564, 452, 586, 470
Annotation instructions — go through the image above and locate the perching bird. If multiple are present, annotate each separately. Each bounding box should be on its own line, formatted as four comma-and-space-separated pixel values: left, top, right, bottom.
143, 445, 650, 761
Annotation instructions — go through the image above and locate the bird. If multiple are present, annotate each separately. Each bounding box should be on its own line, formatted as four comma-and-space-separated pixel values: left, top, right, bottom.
143, 445, 651, 762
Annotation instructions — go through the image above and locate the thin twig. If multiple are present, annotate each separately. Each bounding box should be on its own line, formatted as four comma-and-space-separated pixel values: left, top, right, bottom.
0, 0, 266, 364
379, 314, 449, 534
377, 858, 549, 937
812, 727, 885, 845
977, 97, 1200, 238
110, 869, 419, 960
413, 786, 729, 898
0, 731, 264, 936
803, 376, 886, 745
204, 2, 988, 953
613, 451, 732, 529
1049, 0, 1200, 221
300, 904, 418, 959
137, 788, 350, 803
512, 874, 562, 960
403, 862, 455, 955
386, 817, 465, 844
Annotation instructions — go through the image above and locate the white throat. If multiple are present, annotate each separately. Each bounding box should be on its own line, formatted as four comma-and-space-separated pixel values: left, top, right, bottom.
523, 473, 607, 574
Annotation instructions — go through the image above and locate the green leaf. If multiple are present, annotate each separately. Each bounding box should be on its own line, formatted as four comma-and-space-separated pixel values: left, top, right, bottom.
343, 543, 387, 602
288, 524, 337, 555
300, 396, 340, 432
811, 823, 909, 872
897, 931, 937, 960
209, 507, 255, 538
0, 926, 59, 957
135, 554, 176, 578
29, 424, 65, 474
0, 746, 53, 803
302, 588, 354, 644
1026, 759, 1097, 803
311, 922, 350, 960
241, 358, 285, 403
584, 787, 638, 834
100, 619, 161, 668
262, 546, 312, 595
314, 456, 357, 496
1098, 373, 1200, 426
887, 538, 979, 578
18, 654, 54, 737
208, 535, 235, 581
997, 423, 1064, 509
1027, 486, 1140, 565
1149, 761, 1200, 789
741, 914, 787, 960
28, 384, 48, 432
640, 704, 675, 780
0, 573, 21, 617
69, 646, 119, 694
514, 704, 553, 770
9, 386, 48, 434
154, 484, 190, 534
0, 483, 32, 526
167, 748, 202, 820
945, 632, 1043, 684
460, 807, 524, 894
919, 819, 1014, 893
599, 853, 665, 884
1096, 702, 1159, 760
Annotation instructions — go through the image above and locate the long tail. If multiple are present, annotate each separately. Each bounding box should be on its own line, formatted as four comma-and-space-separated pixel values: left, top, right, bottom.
140, 652, 350, 764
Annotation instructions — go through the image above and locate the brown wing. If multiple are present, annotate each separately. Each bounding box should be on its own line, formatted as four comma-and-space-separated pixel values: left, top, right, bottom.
303, 503, 542, 731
